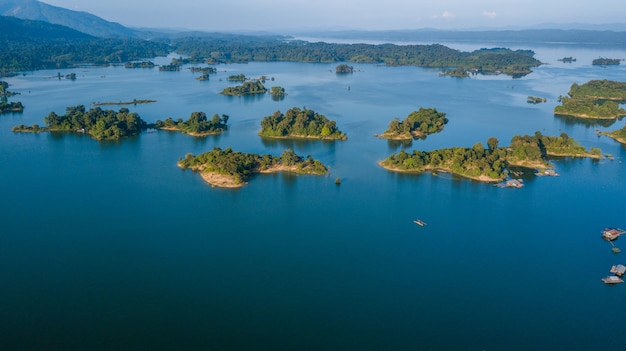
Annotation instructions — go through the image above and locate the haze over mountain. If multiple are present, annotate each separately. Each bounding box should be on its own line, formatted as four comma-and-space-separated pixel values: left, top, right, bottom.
0, 0, 135, 37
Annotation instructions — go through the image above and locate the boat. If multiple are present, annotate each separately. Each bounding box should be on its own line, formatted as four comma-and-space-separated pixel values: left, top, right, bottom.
601, 276, 624, 284
413, 219, 427, 226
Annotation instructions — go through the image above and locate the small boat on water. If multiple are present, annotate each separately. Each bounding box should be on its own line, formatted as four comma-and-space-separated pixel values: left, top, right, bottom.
413, 219, 427, 226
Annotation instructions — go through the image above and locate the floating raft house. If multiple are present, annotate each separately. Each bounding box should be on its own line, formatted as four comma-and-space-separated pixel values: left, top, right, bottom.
602, 228, 626, 241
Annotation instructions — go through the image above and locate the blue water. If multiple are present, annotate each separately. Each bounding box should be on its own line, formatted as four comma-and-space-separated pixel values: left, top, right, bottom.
1, 45, 626, 350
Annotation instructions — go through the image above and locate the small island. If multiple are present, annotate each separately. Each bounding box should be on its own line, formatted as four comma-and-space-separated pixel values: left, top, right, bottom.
92, 99, 156, 106
558, 57, 576, 63
376, 107, 448, 140
379, 132, 602, 183
554, 80, 626, 119
527, 96, 547, 104
156, 112, 228, 136
0, 81, 24, 113
220, 80, 267, 96
178, 147, 328, 188
124, 61, 155, 69
592, 58, 621, 66
12, 105, 146, 140
259, 106, 347, 140
269, 86, 286, 100
336, 64, 354, 74
190, 66, 217, 81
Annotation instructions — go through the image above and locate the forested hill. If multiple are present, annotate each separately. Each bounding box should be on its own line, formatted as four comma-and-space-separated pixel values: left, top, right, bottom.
0, 16, 170, 73
0, 0, 135, 38
0, 15, 95, 43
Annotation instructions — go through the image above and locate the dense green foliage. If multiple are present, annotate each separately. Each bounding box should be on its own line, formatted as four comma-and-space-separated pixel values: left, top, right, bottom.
0, 81, 24, 113
381, 132, 600, 181
554, 80, 626, 118
227, 74, 246, 81
124, 61, 155, 68
35, 105, 146, 140
0, 17, 170, 74
381, 108, 448, 139
567, 80, 626, 100
270, 86, 286, 100
179, 147, 327, 184
220, 80, 267, 96
170, 38, 541, 77
336, 64, 353, 73
592, 58, 621, 65
259, 107, 347, 140
156, 112, 228, 135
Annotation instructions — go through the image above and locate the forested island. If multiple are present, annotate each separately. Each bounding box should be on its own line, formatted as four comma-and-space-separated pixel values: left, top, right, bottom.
554, 80, 626, 119
92, 99, 156, 106
336, 64, 354, 74
12, 105, 146, 140
0, 81, 24, 113
259, 107, 347, 140
379, 132, 602, 182
156, 112, 228, 136
124, 61, 155, 69
270, 86, 286, 100
592, 58, 621, 65
190, 66, 217, 80
376, 108, 448, 140
527, 96, 547, 104
178, 147, 327, 188
220, 80, 267, 96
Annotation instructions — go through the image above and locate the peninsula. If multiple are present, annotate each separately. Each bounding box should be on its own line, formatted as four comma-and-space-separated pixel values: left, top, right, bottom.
0, 81, 24, 113
259, 107, 347, 140
598, 125, 626, 145
379, 132, 602, 183
156, 112, 228, 137
12, 105, 146, 140
376, 107, 448, 140
178, 147, 328, 188
554, 80, 626, 119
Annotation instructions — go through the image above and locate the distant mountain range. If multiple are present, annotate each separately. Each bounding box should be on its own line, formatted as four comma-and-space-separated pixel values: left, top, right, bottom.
1, 0, 625, 45
0, 0, 136, 37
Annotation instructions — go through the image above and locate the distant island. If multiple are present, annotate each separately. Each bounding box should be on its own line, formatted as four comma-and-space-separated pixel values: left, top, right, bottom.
12, 105, 146, 140
124, 61, 155, 69
376, 108, 448, 140
527, 96, 547, 104
259, 106, 347, 140
269, 86, 286, 100
336, 64, 354, 74
156, 112, 228, 136
190, 66, 217, 81
558, 57, 576, 63
220, 80, 267, 96
0, 81, 24, 113
92, 99, 156, 106
178, 147, 327, 188
554, 79, 626, 119
592, 58, 622, 65
379, 132, 602, 183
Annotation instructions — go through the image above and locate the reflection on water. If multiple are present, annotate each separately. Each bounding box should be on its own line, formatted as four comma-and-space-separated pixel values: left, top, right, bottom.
554, 113, 619, 128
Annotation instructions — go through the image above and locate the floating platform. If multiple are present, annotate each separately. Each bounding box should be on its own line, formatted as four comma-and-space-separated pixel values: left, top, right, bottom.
603, 228, 626, 241
610, 264, 626, 277
601, 276, 624, 284
535, 169, 559, 177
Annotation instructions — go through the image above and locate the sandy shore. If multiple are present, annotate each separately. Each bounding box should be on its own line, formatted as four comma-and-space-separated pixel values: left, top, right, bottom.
378, 161, 501, 183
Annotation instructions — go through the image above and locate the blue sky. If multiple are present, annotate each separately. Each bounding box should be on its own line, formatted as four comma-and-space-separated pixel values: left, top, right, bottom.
41, 0, 624, 31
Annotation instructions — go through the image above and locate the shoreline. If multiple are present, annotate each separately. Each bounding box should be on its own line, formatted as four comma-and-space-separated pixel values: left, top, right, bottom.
159, 126, 224, 137
598, 131, 626, 145
259, 133, 347, 141
377, 161, 501, 183
554, 112, 625, 120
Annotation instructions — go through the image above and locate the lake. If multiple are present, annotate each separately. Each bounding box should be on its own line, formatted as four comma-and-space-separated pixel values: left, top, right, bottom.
1, 42, 626, 350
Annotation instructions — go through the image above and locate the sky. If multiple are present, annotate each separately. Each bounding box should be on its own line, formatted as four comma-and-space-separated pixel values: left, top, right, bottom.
40, 0, 624, 32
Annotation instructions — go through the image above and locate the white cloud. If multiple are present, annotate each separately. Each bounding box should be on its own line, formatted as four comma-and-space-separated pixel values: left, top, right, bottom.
432, 10, 456, 20
483, 11, 497, 19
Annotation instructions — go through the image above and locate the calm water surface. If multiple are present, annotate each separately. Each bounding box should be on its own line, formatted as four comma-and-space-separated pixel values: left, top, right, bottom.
1, 44, 626, 350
